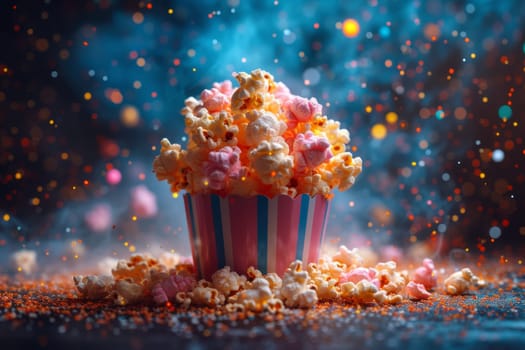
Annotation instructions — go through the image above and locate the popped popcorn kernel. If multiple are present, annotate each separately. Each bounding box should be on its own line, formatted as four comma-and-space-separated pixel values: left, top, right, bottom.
73, 275, 114, 300
444, 268, 485, 295
279, 260, 318, 308
151, 273, 196, 305
211, 266, 246, 297
332, 245, 364, 269
228, 277, 276, 312
340, 280, 378, 304
190, 286, 225, 307
114, 279, 144, 305
412, 258, 437, 290
375, 261, 408, 295
406, 281, 432, 300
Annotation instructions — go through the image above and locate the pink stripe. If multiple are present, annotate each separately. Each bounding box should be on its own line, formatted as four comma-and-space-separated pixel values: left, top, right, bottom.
275, 196, 301, 275
308, 196, 328, 263
229, 196, 258, 274
194, 194, 218, 279
184, 196, 199, 275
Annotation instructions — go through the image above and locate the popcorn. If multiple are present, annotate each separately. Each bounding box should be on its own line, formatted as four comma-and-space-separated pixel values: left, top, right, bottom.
331, 245, 364, 269
293, 132, 332, 173
444, 268, 485, 295
228, 277, 282, 312
189, 286, 225, 307
339, 267, 378, 287
114, 279, 144, 305
279, 261, 318, 308
211, 266, 246, 296
340, 280, 378, 304
111, 254, 167, 287
151, 273, 196, 304
203, 146, 242, 191
153, 68, 362, 198
412, 258, 437, 290
406, 281, 432, 300
375, 261, 408, 295
73, 275, 114, 299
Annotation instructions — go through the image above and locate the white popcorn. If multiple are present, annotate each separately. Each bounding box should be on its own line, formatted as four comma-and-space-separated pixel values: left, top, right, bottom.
279, 261, 318, 308
340, 280, 378, 304
73, 275, 114, 299
190, 286, 225, 307
228, 277, 280, 312
373, 290, 403, 305
10, 249, 37, 274
211, 266, 246, 296
114, 279, 145, 305
263, 272, 282, 292
375, 261, 408, 294
444, 268, 484, 295
331, 245, 364, 269
307, 263, 339, 300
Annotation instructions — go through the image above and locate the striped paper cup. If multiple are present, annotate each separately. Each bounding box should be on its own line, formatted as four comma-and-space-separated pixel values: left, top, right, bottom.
184, 194, 331, 279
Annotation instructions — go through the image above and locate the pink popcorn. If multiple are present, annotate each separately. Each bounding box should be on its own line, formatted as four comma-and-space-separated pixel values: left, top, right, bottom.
84, 203, 113, 232
283, 96, 322, 128
130, 185, 158, 218
339, 267, 378, 287
201, 84, 231, 114
273, 82, 292, 104
293, 131, 332, 173
406, 281, 432, 300
413, 258, 437, 290
203, 146, 242, 191
245, 111, 286, 146
151, 273, 197, 304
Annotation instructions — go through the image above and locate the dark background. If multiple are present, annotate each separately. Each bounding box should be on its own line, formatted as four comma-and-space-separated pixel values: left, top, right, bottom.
1, 0, 524, 272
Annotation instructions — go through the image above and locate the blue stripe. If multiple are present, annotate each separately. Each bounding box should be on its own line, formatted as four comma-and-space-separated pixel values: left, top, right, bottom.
296, 195, 310, 260
185, 194, 202, 278
257, 196, 268, 273
211, 194, 226, 269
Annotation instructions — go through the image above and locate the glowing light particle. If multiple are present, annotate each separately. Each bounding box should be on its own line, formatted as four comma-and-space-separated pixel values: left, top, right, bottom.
489, 226, 502, 239
385, 112, 398, 124
342, 19, 360, 38
498, 105, 512, 119
120, 105, 140, 127
371, 124, 387, 140
492, 149, 504, 162
106, 169, 122, 185
435, 110, 445, 120
2, 214, 10, 222
83, 92, 92, 100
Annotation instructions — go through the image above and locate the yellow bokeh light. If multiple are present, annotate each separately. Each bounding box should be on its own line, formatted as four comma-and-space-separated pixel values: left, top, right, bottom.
2, 214, 10, 222
83, 92, 92, 100
342, 18, 360, 38
371, 123, 387, 140
385, 111, 398, 124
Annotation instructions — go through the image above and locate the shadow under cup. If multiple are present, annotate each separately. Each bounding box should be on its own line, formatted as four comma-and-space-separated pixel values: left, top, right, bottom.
183, 193, 331, 279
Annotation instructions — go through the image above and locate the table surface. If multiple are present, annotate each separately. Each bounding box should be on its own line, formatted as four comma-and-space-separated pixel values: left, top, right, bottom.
0, 268, 524, 350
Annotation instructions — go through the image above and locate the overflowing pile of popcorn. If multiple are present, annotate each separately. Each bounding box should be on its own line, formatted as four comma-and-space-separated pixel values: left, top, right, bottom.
73, 246, 485, 311
153, 69, 362, 198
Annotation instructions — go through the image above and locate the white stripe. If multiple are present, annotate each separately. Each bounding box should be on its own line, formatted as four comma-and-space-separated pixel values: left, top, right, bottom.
302, 196, 316, 262
190, 196, 205, 276
267, 197, 278, 273
220, 197, 234, 268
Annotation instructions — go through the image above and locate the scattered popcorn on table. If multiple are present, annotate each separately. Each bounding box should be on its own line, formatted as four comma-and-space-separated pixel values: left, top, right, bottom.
444, 267, 485, 295
413, 258, 437, 290
73, 275, 114, 300
279, 261, 318, 308
406, 281, 432, 300
73, 246, 489, 311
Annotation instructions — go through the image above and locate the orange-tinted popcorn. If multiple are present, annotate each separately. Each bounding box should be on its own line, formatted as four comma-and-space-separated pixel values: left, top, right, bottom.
114, 279, 144, 305
279, 261, 318, 308
189, 286, 225, 307
444, 268, 485, 295
153, 68, 362, 198
340, 280, 379, 304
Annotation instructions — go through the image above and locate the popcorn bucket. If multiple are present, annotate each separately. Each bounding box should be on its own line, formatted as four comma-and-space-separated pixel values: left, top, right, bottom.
183, 194, 331, 279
